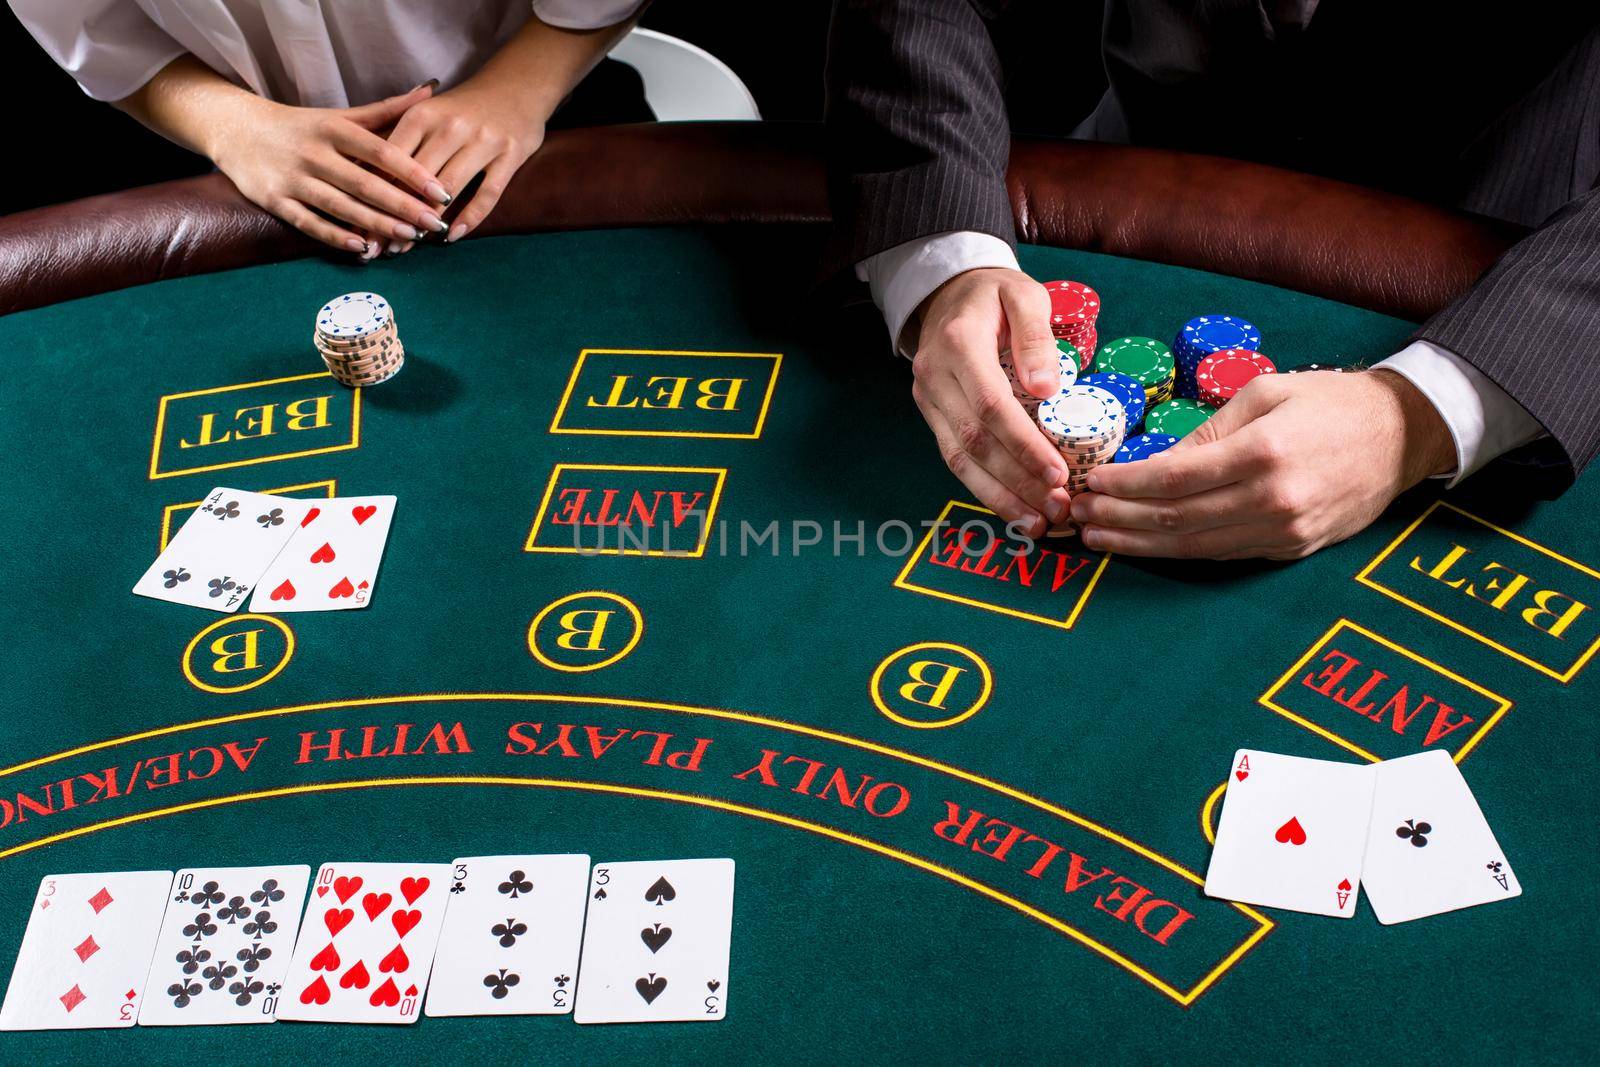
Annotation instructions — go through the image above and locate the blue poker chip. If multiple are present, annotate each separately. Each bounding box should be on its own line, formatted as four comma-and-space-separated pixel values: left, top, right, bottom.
1113, 432, 1181, 463
1178, 314, 1261, 356
1079, 372, 1146, 431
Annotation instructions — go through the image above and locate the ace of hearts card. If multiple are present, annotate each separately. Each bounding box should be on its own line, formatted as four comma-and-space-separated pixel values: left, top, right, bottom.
0, 870, 174, 1031
248, 495, 396, 612
575, 858, 734, 1024
275, 861, 448, 1024
1205, 750, 1376, 918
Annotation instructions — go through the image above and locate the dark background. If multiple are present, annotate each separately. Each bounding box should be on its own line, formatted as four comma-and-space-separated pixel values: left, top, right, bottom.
0, 3, 835, 214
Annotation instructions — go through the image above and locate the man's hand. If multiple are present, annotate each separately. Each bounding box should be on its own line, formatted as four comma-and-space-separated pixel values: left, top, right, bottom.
1070, 369, 1457, 559
910, 268, 1071, 537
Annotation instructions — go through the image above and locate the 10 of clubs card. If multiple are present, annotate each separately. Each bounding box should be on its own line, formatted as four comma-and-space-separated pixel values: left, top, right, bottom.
424, 854, 591, 1018
1362, 751, 1521, 924
137, 864, 310, 1026
1205, 750, 1376, 918
0, 871, 173, 1031
275, 862, 449, 1024
575, 858, 734, 1024
133, 488, 313, 611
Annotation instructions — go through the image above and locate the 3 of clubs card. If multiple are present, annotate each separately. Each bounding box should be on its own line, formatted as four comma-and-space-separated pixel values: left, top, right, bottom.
275, 861, 449, 1024
0, 871, 173, 1031
1205, 750, 1376, 918
575, 858, 734, 1024
424, 854, 591, 1018
1362, 751, 1521, 924
249, 495, 396, 612
133, 488, 313, 611
137, 864, 311, 1026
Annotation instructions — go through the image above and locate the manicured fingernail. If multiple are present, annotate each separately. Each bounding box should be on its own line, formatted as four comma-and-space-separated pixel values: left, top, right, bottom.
410, 78, 440, 93
421, 212, 447, 233
1086, 470, 1104, 492
386, 240, 404, 255
425, 181, 450, 204
345, 237, 367, 254
448, 223, 467, 243
392, 222, 421, 241
361, 241, 380, 261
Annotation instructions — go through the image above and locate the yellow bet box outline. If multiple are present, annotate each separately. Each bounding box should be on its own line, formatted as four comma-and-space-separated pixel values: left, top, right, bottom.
1258, 617, 1513, 764
524, 463, 728, 558
1355, 500, 1600, 683
893, 500, 1110, 630
160, 480, 338, 552
549, 348, 782, 440
149, 372, 361, 480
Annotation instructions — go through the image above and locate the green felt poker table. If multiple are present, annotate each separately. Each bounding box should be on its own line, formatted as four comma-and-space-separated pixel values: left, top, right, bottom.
0, 124, 1595, 1060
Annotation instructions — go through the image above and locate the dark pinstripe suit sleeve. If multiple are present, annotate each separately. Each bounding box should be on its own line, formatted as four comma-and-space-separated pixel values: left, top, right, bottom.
823, 0, 1014, 272
1417, 185, 1600, 477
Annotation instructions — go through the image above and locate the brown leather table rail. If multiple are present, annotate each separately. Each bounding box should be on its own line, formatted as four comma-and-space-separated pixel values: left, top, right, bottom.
0, 120, 1523, 320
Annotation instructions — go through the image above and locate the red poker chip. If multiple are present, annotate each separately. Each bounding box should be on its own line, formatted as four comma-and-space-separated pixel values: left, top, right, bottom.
1044, 280, 1100, 324
1194, 348, 1275, 402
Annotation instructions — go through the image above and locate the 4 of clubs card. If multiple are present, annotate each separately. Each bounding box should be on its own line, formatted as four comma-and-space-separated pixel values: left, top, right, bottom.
425, 854, 591, 1017
137, 864, 310, 1026
1205, 750, 1376, 918
275, 861, 449, 1024
0, 871, 173, 1031
133, 488, 313, 611
575, 858, 734, 1024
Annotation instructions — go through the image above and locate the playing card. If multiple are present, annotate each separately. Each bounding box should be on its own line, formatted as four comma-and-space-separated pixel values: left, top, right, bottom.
1361, 751, 1522, 924
137, 864, 311, 1026
248, 496, 396, 613
575, 858, 733, 1024
424, 854, 590, 1018
134, 488, 313, 611
1205, 750, 1376, 918
0, 870, 174, 1031
274, 861, 448, 1024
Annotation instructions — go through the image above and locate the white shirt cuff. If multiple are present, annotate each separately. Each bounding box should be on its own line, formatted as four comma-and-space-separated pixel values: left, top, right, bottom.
1376, 340, 1547, 486
855, 231, 1019, 357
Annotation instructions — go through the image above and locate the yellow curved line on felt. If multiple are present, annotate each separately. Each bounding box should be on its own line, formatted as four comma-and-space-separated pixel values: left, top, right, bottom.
0, 775, 1270, 1007
1201, 780, 1227, 845
0, 692, 1223, 891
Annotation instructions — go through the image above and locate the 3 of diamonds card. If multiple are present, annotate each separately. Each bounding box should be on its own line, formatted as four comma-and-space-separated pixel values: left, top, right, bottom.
275, 861, 449, 1024
575, 858, 734, 1024
137, 864, 310, 1026
424, 854, 591, 1018
0, 870, 173, 1031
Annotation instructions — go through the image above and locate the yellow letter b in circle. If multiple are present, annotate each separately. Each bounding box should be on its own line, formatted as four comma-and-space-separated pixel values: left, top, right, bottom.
872, 641, 992, 729
529, 591, 643, 673
183, 614, 295, 695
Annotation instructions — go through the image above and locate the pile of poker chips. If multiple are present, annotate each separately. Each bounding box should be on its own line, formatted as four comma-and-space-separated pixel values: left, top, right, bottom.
1146, 398, 1213, 438
1044, 281, 1100, 371
1114, 432, 1180, 463
1173, 315, 1261, 399
1079, 372, 1146, 433
999, 340, 1079, 416
1096, 336, 1175, 410
1196, 348, 1276, 407
314, 291, 405, 387
1037, 384, 1127, 494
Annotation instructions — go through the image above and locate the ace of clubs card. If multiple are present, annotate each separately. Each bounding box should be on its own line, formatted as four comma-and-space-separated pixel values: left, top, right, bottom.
575, 858, 734, 1024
